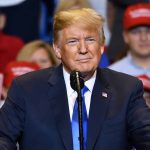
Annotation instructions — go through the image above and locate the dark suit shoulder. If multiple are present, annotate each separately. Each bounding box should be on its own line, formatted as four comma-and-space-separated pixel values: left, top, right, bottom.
14, 66, 55, 85
99, 68, 142, 90
8, 66, 59, 97
7, 66, 58, 107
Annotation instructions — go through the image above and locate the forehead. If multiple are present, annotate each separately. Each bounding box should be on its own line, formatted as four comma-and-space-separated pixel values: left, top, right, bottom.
129, 25, 150, 31
61, 24, 99, 37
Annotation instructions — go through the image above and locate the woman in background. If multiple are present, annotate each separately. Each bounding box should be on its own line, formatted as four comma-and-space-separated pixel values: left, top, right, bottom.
17, 40, 60, 69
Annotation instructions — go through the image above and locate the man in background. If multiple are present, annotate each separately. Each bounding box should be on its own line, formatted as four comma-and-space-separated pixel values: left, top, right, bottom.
109, 3, 150, 78
107, 0, 149, 62
137, 74, 150, 108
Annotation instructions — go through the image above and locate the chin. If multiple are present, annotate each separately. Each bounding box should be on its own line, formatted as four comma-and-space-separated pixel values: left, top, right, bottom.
72, 63, 96, 73
81, 67, 95, 75
77, 67, 91, 73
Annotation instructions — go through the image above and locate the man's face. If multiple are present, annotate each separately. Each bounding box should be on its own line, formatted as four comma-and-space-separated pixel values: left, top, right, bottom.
123, 26, 150, 58
54, 24, 103, 79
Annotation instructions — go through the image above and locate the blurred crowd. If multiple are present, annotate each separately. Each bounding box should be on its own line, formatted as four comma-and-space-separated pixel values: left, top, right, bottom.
0, 0, 150, 108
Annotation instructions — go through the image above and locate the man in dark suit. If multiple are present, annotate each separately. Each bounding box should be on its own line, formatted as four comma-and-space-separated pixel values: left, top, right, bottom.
0, 8, 150, 150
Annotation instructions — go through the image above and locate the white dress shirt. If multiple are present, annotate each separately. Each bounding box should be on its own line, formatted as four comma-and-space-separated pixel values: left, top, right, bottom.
63, 67, 96, 121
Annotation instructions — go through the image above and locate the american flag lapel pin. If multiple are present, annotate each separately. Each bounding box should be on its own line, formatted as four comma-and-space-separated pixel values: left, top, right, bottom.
102, 92, 107, 98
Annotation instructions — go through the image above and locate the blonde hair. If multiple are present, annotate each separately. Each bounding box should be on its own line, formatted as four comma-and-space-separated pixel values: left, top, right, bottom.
53, 8, 105, 45
17, 40, 59, 65
55, 0, 91, 13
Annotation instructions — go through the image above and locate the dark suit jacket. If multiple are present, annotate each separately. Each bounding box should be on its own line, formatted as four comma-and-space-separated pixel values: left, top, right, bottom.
0, 65, 150, 150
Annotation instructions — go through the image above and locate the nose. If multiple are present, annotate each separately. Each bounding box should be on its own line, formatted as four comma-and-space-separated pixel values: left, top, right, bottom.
78, 40, 88, 54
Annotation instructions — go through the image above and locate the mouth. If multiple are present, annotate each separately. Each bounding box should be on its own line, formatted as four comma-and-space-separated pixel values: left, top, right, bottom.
76, 58, 91, 63
139, 43, 150, 47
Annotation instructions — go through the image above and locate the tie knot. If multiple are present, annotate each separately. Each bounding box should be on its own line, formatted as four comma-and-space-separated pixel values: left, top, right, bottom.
81, 86, 89, 96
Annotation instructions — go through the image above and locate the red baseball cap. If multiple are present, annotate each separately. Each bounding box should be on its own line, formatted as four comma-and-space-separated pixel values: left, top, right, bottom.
136, 74, 150, 91
4, 61, 40, 88
123, 3, 150, 30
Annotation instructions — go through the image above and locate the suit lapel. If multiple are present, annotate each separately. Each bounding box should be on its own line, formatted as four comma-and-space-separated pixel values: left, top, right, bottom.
48, 65, 73, 150
87, 69, 112, 150
47, 66, 112, 150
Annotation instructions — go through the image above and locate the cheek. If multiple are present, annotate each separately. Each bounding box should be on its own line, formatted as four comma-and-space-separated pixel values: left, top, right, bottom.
128, 35, 139, 43
125, 37, 137, 48
129, 42, 139, 50
30, 57, 38, 63
124, 34, 136, 45
61, 49, 75, 60
47, 61, 53, 67
94, 49, 102, 59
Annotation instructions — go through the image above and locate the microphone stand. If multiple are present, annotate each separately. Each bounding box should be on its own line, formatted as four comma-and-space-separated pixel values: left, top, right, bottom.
70, 71, 84, 150
76, 73, 84, 150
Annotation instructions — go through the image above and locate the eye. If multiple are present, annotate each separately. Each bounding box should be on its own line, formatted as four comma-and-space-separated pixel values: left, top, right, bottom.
66, 39, 79, 46
40, 59, 49, 63
85, 37, 96, 44
146, 28, 150, 33
130, 27, 150, 35
130, 29, 140, 34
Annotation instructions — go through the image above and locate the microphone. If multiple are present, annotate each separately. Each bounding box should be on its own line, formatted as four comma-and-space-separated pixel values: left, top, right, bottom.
70, 71, 84, 92
70, 71, 85, 150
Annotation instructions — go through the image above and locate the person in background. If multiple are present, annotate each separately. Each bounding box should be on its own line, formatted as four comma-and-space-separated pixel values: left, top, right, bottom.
107, 0, 149, 63
1, 0, 41, 43
98, 46, 109, 68
39, 0, 57, 43
0, 9, 24, 74
109, 3, 150, 77
55, 0, 91, 13
0, 8, 149, 150
1, 61, 40, 100
17, 40, 60, 69
0, 73, 4, 107
1, 0, 57, 43
137, 74, 150, 108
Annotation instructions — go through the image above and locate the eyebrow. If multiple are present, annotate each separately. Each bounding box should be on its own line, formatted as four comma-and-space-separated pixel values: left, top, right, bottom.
66, 35, 96, 40
66, 37, 78, 40
85, 36, 96, 39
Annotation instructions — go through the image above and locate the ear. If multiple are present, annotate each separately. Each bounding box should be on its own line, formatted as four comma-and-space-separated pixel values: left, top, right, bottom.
53, 43, 61, 59
100, 46, 104, 54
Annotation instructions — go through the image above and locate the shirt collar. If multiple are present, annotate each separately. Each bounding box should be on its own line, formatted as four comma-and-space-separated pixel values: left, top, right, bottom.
63, 67, 96, 95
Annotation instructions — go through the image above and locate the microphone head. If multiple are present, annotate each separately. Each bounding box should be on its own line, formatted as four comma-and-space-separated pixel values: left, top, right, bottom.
70, 71, 84, 91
